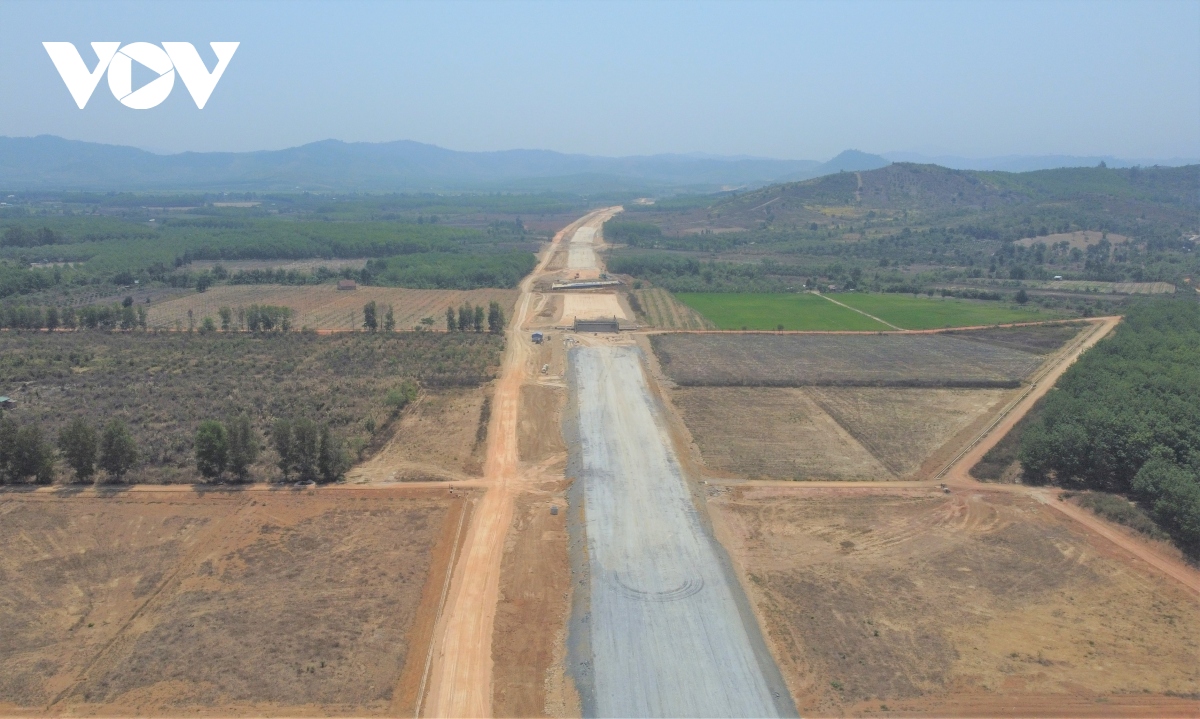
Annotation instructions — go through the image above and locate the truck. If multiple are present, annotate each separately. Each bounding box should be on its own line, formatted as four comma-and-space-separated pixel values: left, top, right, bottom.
531, 331, 544, 344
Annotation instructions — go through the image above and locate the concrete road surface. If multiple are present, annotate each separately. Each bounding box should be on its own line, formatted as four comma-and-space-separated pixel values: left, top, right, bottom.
566, 346, 795, 718
567, 226, 598, 270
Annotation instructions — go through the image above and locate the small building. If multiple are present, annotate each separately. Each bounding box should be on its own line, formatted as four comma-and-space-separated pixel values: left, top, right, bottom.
574, 317, 620, 333
531, 331, 544, 344
0, 396, 13, 409
337, 279, 357, 291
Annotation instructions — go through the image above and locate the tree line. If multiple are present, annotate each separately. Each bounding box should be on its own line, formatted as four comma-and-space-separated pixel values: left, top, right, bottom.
1, 298, 148, 331
0, 416, 137, 484
1019, 299, 1200, 556
0, 411, 354, 485
444, 301, 505, 333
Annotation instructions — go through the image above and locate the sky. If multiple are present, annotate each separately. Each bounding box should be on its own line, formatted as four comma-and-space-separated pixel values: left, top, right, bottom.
0, 0, 1197, 160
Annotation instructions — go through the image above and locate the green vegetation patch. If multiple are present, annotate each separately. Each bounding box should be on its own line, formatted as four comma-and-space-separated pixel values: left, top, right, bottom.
832, 292, 1057, 330
1019, 299, 1200, 556
676, 292, 889, 331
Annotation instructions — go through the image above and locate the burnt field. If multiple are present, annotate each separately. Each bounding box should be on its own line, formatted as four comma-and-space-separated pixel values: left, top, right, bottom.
650, 331, 1058, 388
0, 331, 502, 484
0, 488, 466, 716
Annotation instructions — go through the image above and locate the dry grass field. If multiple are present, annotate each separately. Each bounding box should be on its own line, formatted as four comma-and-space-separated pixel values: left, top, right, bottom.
0, 332, 502, 484
712, 487, 1200, 718
672, 386, 1010, 480
651, 333, 1048, 388
0, 488, 467, 716
672, 387, 890, 480
147, 285, 518, 331
632, 288, 715, 330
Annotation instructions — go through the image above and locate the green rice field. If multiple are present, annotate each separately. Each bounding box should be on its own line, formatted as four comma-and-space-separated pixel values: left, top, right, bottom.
675, 291, 1060, 331
832, 292, 1059, 329
675, 292, 889, 331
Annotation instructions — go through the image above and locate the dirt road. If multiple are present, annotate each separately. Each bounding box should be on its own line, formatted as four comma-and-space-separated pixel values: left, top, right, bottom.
419, 207, 621, 718
566, 346, 794, 717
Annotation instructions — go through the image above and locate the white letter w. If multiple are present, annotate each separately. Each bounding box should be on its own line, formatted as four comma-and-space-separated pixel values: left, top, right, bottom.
43, 42, 121, 109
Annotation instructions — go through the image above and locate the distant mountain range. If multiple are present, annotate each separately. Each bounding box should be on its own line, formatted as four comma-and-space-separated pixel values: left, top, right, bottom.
0, 136, 885, 193
0, 135, 1191, 193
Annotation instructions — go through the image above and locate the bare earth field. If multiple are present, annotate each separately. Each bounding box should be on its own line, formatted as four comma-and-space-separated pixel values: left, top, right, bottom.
651, 333, 1046, 388
0, 487, 468, 717
560, 293, 626, 323
711, 486, 1200, 718
633, 288, 715, 330
347, 387, 493, 482
147, 285, 518, 331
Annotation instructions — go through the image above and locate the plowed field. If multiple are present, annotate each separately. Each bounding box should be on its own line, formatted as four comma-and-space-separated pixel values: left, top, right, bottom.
651, 333, 1045, 388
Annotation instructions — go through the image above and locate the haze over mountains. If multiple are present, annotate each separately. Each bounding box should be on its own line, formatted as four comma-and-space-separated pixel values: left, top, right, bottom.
0, 135, 1194, 194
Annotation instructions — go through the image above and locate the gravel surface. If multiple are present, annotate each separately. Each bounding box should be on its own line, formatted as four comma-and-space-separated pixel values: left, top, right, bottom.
568, 345, 792, 717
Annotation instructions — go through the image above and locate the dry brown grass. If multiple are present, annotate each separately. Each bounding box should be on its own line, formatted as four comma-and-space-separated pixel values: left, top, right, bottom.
712, 487, 1200, 717
0, 488, 461, 716
670, 386, 1010, 480
1015, 230, 1130, 250
148, 285, 518, 331
806, 387, 1011, 477
671, 387, 890, 480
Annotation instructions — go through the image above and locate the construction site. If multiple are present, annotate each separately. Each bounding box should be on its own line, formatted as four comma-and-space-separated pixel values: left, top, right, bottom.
2, 207, 1198, 719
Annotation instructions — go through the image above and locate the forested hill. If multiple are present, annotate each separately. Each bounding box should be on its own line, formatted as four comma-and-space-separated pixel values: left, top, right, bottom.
628, 163, 1200, 239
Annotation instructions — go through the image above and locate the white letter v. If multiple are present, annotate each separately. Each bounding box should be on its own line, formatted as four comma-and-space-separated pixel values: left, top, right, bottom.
43, 42, 120, 109
162, 42, 239, 109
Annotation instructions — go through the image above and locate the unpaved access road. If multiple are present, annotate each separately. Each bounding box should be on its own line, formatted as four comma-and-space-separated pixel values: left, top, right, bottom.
420, 207, 621, 718
567, 346, 794, 718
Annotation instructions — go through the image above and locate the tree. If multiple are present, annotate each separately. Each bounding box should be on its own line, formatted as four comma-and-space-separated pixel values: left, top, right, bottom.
195, 420, 229, 479
3, 422, 54, 484
218, 306, 233, 331
198, 316, 217, 334
195, 274, 212, 292
46, 307, 59, 332
458, 304, 472, 333
99, 420, 138, 482
1015, 289, 1029, 304
487, 301, 505, 334
122, 295, 134, 308
385, 381, 419, 416
136, 305, 147, 330
58, 418, 97, 482
445, 306, 457, 332
383, 304, 395, 331
121, 305, 137, 330
0, 417, 15, 483
317, 424, 350, 483
473, 305, 485, 332
363, 301, 378, 332
291, 418, 319, 482
226, 414, 258, 481
62, 306, 76, 330
271, 419, 294, 479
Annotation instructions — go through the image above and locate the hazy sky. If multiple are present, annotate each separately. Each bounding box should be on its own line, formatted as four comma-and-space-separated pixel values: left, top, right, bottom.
1, 0, 1197, 159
